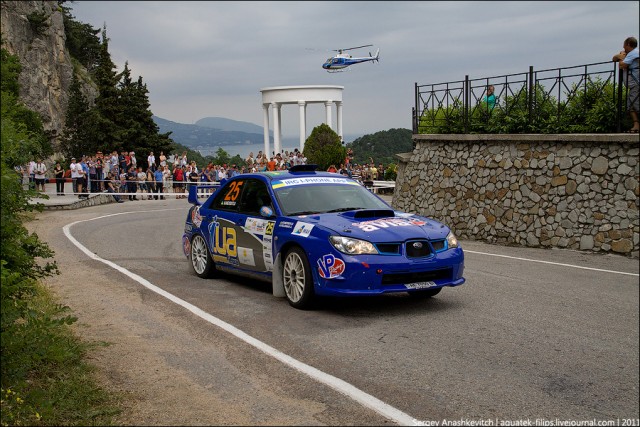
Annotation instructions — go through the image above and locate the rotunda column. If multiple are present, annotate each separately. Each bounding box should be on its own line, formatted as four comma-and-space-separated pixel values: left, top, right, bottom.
298, 101, 307, 152
325, 100, 333, 130
262, 104, 270, 158
272, 102, 281, 157
336, 101, 343, 142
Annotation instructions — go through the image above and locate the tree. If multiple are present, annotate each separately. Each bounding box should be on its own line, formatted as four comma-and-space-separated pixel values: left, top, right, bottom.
303, 123, 346, 170
60, 73, 97, 159
61, 4, 101, 71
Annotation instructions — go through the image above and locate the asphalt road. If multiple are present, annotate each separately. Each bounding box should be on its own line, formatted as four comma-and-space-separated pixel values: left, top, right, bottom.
33, 198, 640, 425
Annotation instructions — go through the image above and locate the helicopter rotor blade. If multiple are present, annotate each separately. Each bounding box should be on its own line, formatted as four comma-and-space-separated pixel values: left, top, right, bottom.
336, 44, 374, 52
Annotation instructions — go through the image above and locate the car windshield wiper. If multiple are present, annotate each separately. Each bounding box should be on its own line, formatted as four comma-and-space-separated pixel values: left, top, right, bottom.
324, 207, 363, 213
288, 210, 318, 216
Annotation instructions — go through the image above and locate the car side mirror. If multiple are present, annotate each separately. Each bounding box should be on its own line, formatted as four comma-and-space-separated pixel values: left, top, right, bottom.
260, 206, 274, 218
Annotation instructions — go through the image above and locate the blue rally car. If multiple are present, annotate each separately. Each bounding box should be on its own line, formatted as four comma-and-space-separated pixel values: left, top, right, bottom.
182, 165, 465, 309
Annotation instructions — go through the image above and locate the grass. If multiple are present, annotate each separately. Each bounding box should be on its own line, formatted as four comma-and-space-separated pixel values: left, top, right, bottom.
1, 282, 122, 426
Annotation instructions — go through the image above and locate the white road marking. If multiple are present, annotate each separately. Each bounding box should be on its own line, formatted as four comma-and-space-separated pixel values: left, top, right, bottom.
465, 250, 639, 277
62, 209, 418, 425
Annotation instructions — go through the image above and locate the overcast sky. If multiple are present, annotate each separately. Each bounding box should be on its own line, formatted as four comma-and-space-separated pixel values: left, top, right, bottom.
69, 1, 639, 138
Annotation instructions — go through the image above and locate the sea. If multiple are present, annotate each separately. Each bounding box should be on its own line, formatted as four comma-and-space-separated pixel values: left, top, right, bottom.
194, 134, 361, 160
195, 142, 300, 160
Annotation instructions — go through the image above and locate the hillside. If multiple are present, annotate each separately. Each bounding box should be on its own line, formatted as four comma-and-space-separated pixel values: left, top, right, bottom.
346, 128, 413, 166
195, 116, 268, 134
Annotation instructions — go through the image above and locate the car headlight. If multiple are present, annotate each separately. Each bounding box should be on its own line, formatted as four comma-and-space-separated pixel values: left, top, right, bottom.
446, 231, 459, 249
329, 236, 379, 255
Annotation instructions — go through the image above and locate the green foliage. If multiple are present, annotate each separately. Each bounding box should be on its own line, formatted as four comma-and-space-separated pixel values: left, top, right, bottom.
304, 123, 346, 171
1, 45, 120, 426
27, 11, 50, 36
61, 4, 101, 71
0, 45, 21, 96
346, 128, 413, 166
384, 163, 398, 181
419, 79, 620, 134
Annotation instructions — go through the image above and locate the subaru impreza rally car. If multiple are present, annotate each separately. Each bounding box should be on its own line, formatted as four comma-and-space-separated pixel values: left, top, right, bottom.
183, 165, 465, 309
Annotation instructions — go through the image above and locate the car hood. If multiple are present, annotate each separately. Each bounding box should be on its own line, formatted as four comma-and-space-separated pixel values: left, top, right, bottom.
291, 209, 450, 242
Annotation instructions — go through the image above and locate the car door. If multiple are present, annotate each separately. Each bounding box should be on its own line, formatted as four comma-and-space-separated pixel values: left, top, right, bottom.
200, 177, 275, 275
235, 179, 276, 274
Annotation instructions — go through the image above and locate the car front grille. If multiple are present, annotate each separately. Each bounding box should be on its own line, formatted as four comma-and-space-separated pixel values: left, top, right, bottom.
381, 267, 453, 285
405, 240, 432, 258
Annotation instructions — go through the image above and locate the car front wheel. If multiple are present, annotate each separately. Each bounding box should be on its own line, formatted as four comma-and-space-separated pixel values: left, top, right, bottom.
191, 234, 215, 278
282, 247, 315, 309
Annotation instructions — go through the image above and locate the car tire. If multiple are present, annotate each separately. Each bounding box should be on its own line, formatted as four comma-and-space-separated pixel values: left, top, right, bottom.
191, 234, 215, 278
408, 287, 442, 299
282, 246, 315, 309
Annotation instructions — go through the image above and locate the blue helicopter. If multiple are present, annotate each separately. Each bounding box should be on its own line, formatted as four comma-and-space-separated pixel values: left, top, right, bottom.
322, 44, 380, 72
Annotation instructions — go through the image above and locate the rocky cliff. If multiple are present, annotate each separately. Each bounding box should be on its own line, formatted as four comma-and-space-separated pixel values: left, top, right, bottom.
1, 0, 96, 146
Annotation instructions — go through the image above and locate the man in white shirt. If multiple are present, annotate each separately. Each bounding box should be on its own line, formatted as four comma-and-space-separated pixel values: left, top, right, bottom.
69, 157, 79, 194
147, 151, 156, 171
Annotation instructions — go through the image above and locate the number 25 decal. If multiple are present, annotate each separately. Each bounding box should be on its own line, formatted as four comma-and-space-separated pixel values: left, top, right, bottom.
224, 181, 244, 201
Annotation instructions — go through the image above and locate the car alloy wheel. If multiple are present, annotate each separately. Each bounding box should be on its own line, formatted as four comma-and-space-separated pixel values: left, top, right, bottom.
283, 247, 315, 309
191, 234, 214, 278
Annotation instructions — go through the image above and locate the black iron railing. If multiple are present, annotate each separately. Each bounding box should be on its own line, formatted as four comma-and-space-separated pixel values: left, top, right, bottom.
413, 61, 637, 134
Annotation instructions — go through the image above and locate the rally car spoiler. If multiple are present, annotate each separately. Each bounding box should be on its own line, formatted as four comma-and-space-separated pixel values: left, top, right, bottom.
188, 183, 221, 205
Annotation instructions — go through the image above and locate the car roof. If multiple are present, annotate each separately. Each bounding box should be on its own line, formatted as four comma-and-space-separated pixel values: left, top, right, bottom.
234, 165, 347, 183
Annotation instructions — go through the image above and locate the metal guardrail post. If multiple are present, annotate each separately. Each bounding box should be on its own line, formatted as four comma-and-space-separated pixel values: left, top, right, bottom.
616, 67, 623, 133
414, 82, 419, 133
464, 75, 469, 133
528, 66, 534, 128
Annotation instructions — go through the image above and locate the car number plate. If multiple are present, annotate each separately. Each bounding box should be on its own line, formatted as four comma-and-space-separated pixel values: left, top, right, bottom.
405, 281, 437, 289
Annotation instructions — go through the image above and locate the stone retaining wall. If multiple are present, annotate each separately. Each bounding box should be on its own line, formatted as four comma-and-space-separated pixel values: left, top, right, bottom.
392, 134, 639, 257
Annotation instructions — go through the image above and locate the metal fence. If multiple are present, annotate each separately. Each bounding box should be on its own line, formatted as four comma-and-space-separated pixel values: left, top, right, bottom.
413, 61, 637, 134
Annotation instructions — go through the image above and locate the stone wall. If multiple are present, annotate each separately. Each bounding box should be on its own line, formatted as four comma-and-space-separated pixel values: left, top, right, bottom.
392, 134, 639, 257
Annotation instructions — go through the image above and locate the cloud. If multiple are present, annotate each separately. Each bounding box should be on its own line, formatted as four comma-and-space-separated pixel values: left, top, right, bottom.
71, 1, 639, 137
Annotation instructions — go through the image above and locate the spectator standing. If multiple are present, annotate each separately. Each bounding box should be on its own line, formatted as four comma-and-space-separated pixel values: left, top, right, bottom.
154, 167, 164, 200
613, 36, 640, 133
54, 161, 65, 195
163, 165, 172, 194
130, 151, 137, 170
148, 151, 156, 171
145, 167, 155, 199
69, 157, 79, 194
34, 159, 47, 192
95, 153, 104, 191
159, 151, 167, 168
88, 156, 98, 192
119, 151, 127, 175
136, 167, 147, 199
27, 159, 37, 189
80, 157, 90, 198
173, 164, 184, 199
127, 166, 138, 201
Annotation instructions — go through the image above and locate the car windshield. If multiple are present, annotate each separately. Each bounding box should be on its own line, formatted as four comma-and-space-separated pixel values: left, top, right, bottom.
274, 183, 390, 216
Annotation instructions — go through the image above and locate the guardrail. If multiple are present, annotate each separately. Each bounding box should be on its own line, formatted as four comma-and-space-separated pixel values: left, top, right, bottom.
413, 61, 636, 134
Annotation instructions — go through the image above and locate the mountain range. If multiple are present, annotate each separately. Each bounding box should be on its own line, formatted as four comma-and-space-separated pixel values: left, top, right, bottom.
152, 116, 268, 149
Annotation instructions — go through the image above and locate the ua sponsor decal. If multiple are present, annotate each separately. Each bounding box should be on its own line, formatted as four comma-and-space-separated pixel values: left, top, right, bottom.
317, 254, 346, 279
292, 221, 314, 237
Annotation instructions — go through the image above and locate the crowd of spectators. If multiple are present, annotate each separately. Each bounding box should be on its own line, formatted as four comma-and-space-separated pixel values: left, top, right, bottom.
18, 146, 391, 202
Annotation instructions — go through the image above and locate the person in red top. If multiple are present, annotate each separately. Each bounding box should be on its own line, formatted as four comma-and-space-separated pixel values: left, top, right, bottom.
327, 165, 338, 173
173, 164, 185, 198
267, 157, 276, 171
